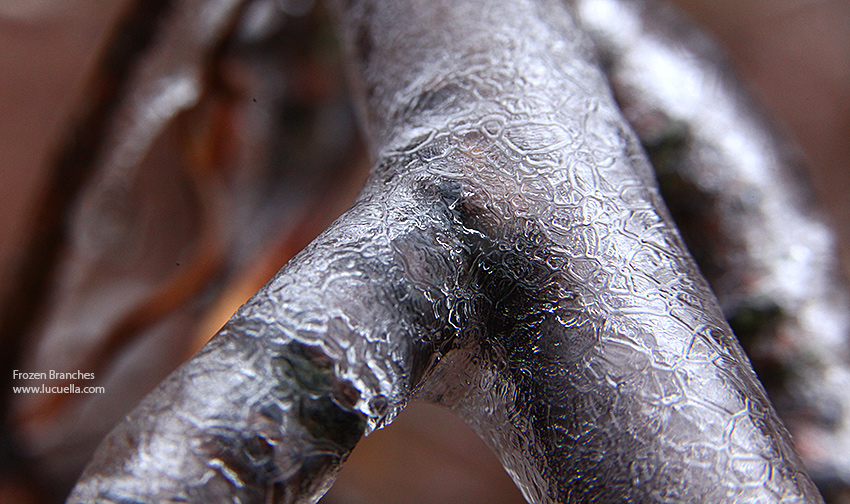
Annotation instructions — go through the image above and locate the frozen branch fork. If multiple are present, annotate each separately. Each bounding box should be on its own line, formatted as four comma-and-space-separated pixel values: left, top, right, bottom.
69, 0, 824, 502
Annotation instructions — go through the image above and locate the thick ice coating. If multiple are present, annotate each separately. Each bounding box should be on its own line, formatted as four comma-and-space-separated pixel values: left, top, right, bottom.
68, 0, 824, 502
573, 0, 850, 494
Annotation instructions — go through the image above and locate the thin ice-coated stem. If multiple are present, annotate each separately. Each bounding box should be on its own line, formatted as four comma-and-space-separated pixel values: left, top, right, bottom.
68, 0, 824, 502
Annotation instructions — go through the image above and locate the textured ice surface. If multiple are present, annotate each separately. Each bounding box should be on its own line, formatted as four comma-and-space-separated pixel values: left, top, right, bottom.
329, 0, 820, 500
68, 0, 824, 502
575, 0, 850, 492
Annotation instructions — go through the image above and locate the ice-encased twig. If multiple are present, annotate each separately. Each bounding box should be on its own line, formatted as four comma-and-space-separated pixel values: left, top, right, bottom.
573, 0, 850, 495
69, 0, 824, 502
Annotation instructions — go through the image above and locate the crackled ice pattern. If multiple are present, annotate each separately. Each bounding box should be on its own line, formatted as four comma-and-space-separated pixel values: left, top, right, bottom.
69, 0, 823, 502
331, 0, 821, 501
575, 0, 850, 491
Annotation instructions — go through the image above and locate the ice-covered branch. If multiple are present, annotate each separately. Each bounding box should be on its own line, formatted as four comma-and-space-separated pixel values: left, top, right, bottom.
574, 0, 850, 494
68, 0, 824, 502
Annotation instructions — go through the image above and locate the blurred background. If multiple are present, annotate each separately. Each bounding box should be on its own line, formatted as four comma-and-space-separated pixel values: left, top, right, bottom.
0, 0, 847, 502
